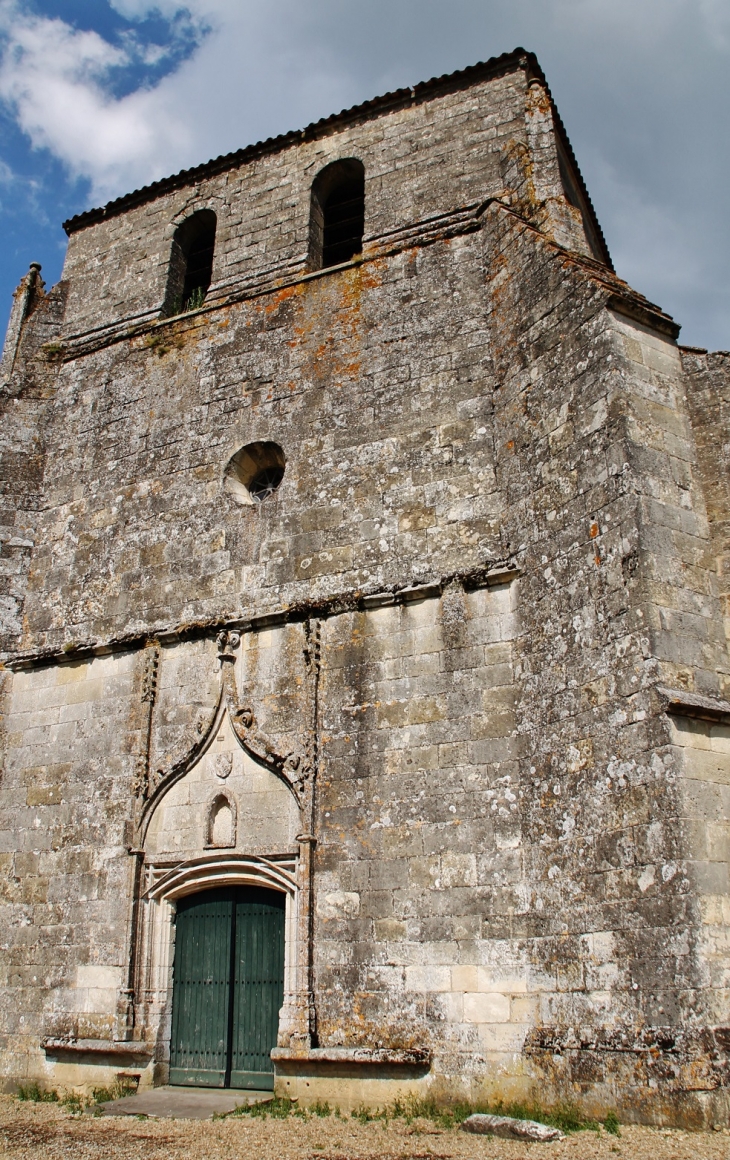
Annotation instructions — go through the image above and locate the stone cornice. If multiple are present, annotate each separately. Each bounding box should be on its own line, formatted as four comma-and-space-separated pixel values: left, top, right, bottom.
1, 563, 520, 672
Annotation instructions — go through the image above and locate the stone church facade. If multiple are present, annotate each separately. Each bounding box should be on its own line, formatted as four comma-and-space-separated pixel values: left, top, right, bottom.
1, 48, 729, 1125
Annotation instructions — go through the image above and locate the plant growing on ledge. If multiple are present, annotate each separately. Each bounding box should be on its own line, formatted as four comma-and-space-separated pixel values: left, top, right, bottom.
183, 285, 206, 312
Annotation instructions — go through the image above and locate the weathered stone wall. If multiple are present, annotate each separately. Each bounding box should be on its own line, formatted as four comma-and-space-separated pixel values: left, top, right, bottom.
315, 584, 519, 1061
0, 652, 138, 1086
681, 349, 730, 668
479, 204, 730, 1124
0, 268, 68, 655
0, 52, 729, 1124
0, 55, 594, 660
14, 230, 503, 652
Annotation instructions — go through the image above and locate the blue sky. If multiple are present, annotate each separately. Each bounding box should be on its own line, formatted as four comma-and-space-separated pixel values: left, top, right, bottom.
0, 0, 728, 350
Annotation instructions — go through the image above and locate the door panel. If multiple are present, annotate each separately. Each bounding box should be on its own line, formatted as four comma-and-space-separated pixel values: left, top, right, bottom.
169, 890, 233, 1087
169, 886, 285, 1090
230, 889, 285, 1090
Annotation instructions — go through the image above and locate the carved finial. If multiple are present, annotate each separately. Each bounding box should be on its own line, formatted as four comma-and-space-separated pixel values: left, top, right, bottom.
141, 644, 159, 704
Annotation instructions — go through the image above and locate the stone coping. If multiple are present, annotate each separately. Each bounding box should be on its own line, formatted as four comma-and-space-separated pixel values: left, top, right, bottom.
271, 1047, 431, 1066
657, 686, 730, 724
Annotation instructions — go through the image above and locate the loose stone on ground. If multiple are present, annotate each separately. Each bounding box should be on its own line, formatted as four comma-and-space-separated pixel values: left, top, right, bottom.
461, 1112, 564, 1139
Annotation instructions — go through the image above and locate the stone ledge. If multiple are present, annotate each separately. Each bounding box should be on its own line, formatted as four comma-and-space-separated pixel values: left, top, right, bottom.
607, 296, 681, 340
657, 686, 730, 725
464, 566, 521, 590
271, 1047, 431, 1066
41, 1038, 152, 1059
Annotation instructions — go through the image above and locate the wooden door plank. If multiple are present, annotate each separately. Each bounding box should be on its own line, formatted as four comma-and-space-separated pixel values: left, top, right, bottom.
170, 889, 233, 1087
230, 889, 285, 1090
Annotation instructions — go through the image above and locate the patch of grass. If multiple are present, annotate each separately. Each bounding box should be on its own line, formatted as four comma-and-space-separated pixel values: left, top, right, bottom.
374, 1095, 599, 1134
352, 1104, 382, 1123
144, 333, 172, 357
311, 1100, 332, 1117
143, 330, 187, 357
62, 1092, 84, 1115
164, 287, 206, 317
17, 1082, 59, 1103
226, 1095, 336, 1122
91, 1078, 137, 1105
183, 286, 206, 313
223, 1090, 611, 1135
458, 1098, 598, 1134
385, 1096, 460, 1128
604, 1111, 621, 1136
16, 1076, 139, 1116
229, 1095, 293, 1118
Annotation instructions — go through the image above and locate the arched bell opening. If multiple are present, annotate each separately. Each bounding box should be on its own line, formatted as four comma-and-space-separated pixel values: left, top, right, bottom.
162, 208, 217, 316
308, 158, 365, 270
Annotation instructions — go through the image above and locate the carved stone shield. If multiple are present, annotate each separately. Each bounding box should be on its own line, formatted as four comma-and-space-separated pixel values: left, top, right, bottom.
212, 753, 232, 780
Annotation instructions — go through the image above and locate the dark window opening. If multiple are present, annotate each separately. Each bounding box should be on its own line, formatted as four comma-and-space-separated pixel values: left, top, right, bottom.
249, 465, 285, 502
322, 180, 365, 267
309, 159, 365, 271
162, 209, 216, 317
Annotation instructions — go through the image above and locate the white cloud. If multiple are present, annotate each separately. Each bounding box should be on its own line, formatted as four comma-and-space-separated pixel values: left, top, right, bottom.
0, 0, 728, 346
0, 0, 354, 201
109, 0, 207, 18
0, 0, 197, 197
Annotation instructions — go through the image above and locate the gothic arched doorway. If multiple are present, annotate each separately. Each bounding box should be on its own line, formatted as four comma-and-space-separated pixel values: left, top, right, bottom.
169, 885, 285, 1089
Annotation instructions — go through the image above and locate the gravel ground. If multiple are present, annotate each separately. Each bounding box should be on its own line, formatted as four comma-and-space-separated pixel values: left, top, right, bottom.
1, 1096, 729, 1160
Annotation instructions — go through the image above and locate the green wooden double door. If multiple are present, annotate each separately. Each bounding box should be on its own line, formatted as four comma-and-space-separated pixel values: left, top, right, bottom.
170, 887, 285, 1089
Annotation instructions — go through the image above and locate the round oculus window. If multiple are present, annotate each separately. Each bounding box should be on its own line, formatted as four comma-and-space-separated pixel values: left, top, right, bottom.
223, 441, 286, 506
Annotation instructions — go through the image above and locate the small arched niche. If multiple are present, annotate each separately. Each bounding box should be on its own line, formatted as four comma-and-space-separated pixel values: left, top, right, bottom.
224, 441, 286, 506
309, 159, 365, 270
206, 793, 236, 849
162, 208, 217, 316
